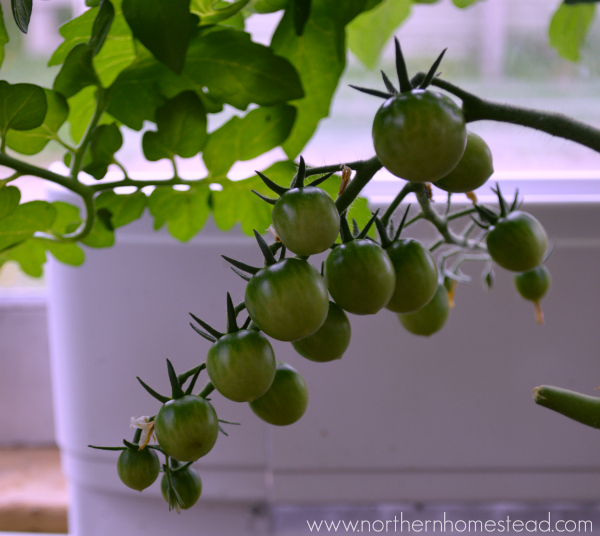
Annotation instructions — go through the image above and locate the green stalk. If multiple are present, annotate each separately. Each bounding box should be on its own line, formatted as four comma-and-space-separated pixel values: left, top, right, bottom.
533, 385, 600, 429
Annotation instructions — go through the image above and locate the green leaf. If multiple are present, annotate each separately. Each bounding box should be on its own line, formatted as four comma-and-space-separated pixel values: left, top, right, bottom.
95, 190, 146, 228
82, 123, 123, 179
142, 91, 207, 161
292, 0, 311, 35
192, 0, 250, 24
203, 105, 296, 176
549, 3, 596, 62
0, 201, 56, 251
53, 43, 98, 99
0, 5, 10, 69
452, 0, 481, 6
347, 0, 411, 69
183, 28, 304, 109
44, 240, 86, 266
271, 8, 344, 158
122, 0, 195, 74
148, 187, 210, 241
67, 86, 113, 144
251, 0, 289, 13
49, 8, 98, 66
89, 0, 115, 56
2, 239, 46, 277
11, 0, 32, 34
0, 186, 20, 219
6, 89, 69, 156
51, 201, 82, 235
0, 82, 47, 135
81, 212, 115, 247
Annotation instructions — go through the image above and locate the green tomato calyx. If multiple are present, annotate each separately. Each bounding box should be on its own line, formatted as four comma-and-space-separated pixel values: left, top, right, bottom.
374, 204, 411, 249
340, 209, 379, 244
189, 293, 250, 343
472, 183, 521, 229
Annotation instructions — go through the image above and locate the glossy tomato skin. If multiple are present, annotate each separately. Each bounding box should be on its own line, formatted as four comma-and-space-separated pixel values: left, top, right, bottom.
385, 238, 438, 313
154, 395, 219, 462
486, 211, 547, 272
292, 301, 351, 362
245, 258, 329, 341
325, 239, 395, 315
398, 284, 450, 336
161, 464, 202, 510
272, 187, 340, 256
373, 90, 466, 182
434, 131, 494, 193
249, 362, 308, 426
117, 447, 160, 492
515, 265, 551, 302
207, 330, 276, 402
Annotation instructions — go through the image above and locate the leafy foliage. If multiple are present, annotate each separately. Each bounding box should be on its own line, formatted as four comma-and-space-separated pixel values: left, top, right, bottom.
549, 3, 596, 62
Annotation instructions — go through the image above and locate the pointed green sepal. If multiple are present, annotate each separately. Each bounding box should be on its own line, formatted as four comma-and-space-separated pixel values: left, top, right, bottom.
255, 170, 288, 196
136, 377, 171, 404
491, 184, 508, 218
184, 364, 202, 395
291, 156, 306, 189
474, 204, 498, 225
307, 171, 335, 188
88, 445, 126, 451
189, 312, 224, 339
393, 204, 411, 241
172, 461, 194, 473
231, 267, 252, 282
178, 364, 206, 387
279, 246, 287, 260
123, 439, 139, 450
511, 188, 522, 212
374, 216, 392, 249
221, 255, 260, 275
339, 213, 353, 243
251, 190, 278, 205
167, 359, 185, 400
189, 323, 217, 343
470, 214, 490, 231
394, 38, 412, 93
381, 70, 398, 94
226, 293, 238, 333
351, 218, 360, 238
357, 209, 380, 239
419, 48, 447, 90
348, 85, 393, 99
253, 230, 277, 266
241, 316, 252, 330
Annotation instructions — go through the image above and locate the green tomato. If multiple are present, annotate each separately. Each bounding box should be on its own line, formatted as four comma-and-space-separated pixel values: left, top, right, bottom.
434, 131, 494, 193
249, 362, 308, 426
246, 258, 329, 341
398, 284, 450, 336
161, 463, 202, 510
515, 265, 551, 302
486, 211, 547, 272
272, 187, 340, 256
325, 239, 395, 315
292, 301, 351, 362
117, 447, 160, 492
384, 238, 438, 313
207, 329, 276, 402
372, 90, 466, 182
154, 395, 219, 462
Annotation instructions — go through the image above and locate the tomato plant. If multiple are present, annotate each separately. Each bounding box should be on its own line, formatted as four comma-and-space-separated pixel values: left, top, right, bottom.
161, 461, 202, 511
398, 284, 450, 337
117, 446, 160, 492
515, 265, 552, 325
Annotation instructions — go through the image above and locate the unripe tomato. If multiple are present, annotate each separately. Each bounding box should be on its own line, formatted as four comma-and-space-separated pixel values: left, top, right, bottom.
372, 90, 466, 182
292, 301, 351, 362
161, 464, 202, 510
117, 447, 160, 492
249, 362, 308, 426
515, 265, 551, 302
272, 187, 340, 256
325, 239, 395, 315
246, 258, 329, 341
384, 238, 438, 313
398, 284, 450, 336
207, 329, 276, 402
486, 211, 547, 272
155, 395, 219, 462
434, 131, 494, 193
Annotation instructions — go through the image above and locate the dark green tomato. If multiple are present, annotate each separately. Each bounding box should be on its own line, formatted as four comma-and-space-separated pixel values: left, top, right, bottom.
117, 447, 160, 492
272, 187, 340, 256
434, 131, 494, 193
249, 362, 308, 426
384, 238, 438, 313
486, 211, 547, 272
372, 90, 466, 182
324, 239, 395, 315
292, 301, 351, 362
154, 395, 219, 462
245, 258, 329, 341
207, 330, 276, 402
515, 265, 551, 302
161, 464, 202, 510
398, 284, 450, 337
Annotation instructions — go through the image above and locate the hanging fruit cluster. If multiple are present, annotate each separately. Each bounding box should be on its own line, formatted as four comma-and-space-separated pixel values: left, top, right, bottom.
91, 40, 552, 512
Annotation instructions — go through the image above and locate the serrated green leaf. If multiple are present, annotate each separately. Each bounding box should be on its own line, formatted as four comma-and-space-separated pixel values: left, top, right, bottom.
53, 43, 98, 99
271, 8, 344, 158
95, 190, 146, 228
148, 187, 210, 241
142, 91, 207, 161
0, 82, 47, 136
51, 201, 82, 235
347, 0, 411, 69
0, 186, 20, 219
11, 0, 32, 34
203, 105, 296, 177
122, 0, 194, 75
89, 0, 115, 56
0, 201, 56, 251
82, 123, 123, 179
6, 89, 69, 156
81, 212, 115, 247
0, 5, 10, 69
549, 3, 595, 62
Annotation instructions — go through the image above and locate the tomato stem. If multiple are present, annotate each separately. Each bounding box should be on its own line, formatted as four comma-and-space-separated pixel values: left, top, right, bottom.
534, 386, 600, 429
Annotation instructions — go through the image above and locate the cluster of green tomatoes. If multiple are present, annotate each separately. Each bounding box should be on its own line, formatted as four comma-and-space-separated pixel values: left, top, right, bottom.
91, 41, 552, 512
